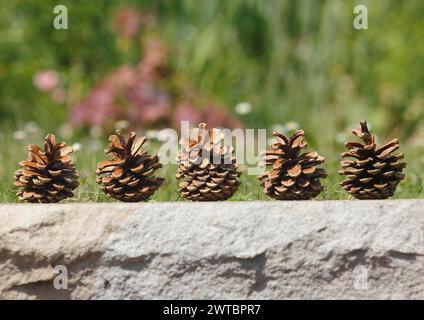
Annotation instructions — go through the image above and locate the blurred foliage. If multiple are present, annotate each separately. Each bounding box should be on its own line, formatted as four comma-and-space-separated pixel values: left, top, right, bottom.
0, 0, 424, 137
1, 0, 424, 200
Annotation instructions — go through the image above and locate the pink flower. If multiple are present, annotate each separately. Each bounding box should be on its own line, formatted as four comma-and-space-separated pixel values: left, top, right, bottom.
126, 82, 171, 125
33, 69, 59, 92
71, 86, 120, 127
173, 102, 202, 128
103, 65, 138, 90
139, 37, 169, 81
51, 88, 66, 104
113, 8, 142, 38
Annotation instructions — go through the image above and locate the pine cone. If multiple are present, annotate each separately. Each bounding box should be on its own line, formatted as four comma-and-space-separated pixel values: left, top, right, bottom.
176, 123, 241, 201
14, 134, 79, 203
339, 121, 406, 199
258, 130, 327, 200
96, 130, 164, 202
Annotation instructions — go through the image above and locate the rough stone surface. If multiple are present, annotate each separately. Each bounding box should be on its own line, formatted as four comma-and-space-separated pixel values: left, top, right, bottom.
1, 201, 424, 299
0, 204, 131, 299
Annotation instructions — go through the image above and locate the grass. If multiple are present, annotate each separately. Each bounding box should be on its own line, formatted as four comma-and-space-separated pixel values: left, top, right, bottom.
0, 129, 422, 203
1, 1, 424, 202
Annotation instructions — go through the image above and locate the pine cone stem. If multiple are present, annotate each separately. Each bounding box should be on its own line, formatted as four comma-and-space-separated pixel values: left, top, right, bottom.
356, 121, 373, 145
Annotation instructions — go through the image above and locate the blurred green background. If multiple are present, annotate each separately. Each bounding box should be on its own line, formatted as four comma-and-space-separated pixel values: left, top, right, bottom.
1, 0, 423, 201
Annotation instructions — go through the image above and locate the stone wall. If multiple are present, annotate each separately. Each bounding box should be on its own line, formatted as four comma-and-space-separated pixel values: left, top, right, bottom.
1, 201, 423, 299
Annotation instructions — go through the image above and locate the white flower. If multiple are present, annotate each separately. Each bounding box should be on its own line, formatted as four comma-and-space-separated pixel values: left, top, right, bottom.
235, 102, 252, 115
13, 130, 27, 140
72, 143, 81, 152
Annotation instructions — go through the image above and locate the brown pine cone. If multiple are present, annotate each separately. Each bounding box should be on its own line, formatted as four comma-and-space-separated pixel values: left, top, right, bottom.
14, 134, 79, 203
258, 130, 327, 200
176, 123, 241, 201
96, 130, 164, 202
339, 121, 406, 199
